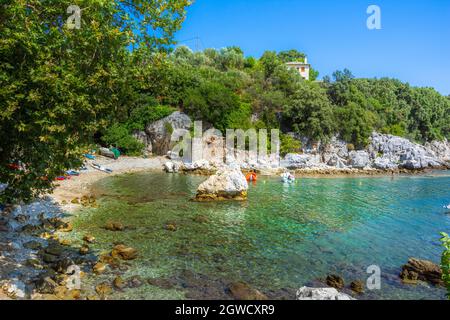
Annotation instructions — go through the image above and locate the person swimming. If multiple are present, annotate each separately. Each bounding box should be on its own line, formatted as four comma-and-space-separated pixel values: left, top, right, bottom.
281, 172, 295, 183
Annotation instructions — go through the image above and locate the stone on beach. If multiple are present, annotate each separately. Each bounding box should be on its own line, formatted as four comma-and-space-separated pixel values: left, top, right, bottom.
195, 168, 248, 201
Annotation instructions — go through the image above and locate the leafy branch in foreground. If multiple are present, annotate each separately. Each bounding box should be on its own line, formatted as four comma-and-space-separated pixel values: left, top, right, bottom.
440, 232, 450, 299
0, 0, 191, 203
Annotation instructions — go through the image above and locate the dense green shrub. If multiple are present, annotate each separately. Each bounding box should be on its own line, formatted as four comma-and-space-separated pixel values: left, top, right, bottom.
184, 81, 241, 132
127, 104, 175, 132
284, 82, 336, 142
101, 124, 144, 156
280, 134, 302, 156
441, 232, 450, 299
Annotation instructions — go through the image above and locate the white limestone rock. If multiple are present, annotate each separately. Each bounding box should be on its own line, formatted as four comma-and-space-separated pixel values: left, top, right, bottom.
195, 168, 248, 201
296, 287, 355, 300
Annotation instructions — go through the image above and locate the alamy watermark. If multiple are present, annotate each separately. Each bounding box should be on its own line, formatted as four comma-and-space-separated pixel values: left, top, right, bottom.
170, 121, 281, 167
66, 5, 81, 30
367, 5, 382, 30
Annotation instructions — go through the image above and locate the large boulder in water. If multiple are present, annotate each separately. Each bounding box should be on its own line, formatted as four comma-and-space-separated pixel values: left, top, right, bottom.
296, 287, 355, 300
145, 112, 192, 156
195, 167, 248, 201
400, 258, 443, 286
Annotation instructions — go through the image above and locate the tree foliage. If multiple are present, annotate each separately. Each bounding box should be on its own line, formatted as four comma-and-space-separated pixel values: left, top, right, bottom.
0, 0, 191, 202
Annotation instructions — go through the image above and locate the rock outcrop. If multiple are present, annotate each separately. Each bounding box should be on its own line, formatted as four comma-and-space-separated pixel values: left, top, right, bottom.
348, 151, 370, 169
280, 132, 448, 171
425, 140, 450, 162
368, 133, 446, 170
195, 168, 248, 201
400, 258, 443, 286
281, 154, 323, 169
145, 111, 192, 156
132, 130, 152, 156
164, 161, 181, 174
296, 287, 355, 300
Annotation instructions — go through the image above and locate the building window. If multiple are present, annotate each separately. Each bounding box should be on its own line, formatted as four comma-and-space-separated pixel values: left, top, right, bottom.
301, 67, 305, 72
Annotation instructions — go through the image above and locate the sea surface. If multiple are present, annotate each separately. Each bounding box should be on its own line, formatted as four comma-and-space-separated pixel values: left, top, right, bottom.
68, 171, 450, 300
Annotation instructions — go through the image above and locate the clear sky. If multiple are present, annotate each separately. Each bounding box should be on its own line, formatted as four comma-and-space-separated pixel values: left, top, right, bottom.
175, 0, 450, 95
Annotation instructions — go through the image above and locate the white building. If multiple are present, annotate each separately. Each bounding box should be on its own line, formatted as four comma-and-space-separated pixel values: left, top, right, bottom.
286, 57, 310, 80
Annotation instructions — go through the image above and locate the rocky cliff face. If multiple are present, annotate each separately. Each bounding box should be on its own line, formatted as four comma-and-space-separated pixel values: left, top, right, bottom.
145, 112, 192, 156
368, 132, 447, 170
143, 112, 448, 171
282, 132, 449, 171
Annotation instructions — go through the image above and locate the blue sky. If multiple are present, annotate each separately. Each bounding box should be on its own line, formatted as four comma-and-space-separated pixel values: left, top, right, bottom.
175, 0, 450, 95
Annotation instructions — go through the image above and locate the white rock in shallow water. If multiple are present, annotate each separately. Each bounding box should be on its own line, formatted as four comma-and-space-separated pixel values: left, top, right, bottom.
183, 160, 213, 172
1, 280, 26, 299
164, 161, 180, 173
195, 168, 248, 201
296, 287, 355, 300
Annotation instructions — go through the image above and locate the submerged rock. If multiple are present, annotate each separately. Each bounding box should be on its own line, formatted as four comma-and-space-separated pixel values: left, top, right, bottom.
104, 222, 125, 231
79, 245, 90, 255
195, 168, 248, 201
164, 222, 178, 232
95, 282, 112, 296
113, 276, 126, 290
350, 280, 365, 294
228, 282, 268, 300
326, 274, 345, 290
400, 258, 443, 286
296, 287, 355, 300
1, 279, 26, 299
111, 244, 138, 261
93, 262, 107, 274
83, 234, 96, 244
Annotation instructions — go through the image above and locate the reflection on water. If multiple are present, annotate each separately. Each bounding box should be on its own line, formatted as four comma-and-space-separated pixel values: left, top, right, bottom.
71, 171, 450, 300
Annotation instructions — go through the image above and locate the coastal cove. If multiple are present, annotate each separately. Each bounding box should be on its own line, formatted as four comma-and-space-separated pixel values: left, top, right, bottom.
59, 169, 450, 300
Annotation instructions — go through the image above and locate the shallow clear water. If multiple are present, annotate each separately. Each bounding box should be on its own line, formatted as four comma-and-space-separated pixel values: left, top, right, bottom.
70, 171, 450, 300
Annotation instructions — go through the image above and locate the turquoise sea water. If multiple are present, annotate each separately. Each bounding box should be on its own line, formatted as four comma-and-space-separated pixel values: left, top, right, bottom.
70, 171, 450, 300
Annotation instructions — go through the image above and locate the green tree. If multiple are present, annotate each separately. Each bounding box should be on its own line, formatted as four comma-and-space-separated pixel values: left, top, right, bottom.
284, 82, 336, 142
440, 232, 450, 299
183, 81, 241, 132
335, 102, 377, 148
277, 50, 306, 63
0, 0, 191, 202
